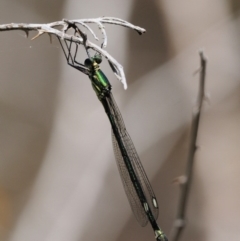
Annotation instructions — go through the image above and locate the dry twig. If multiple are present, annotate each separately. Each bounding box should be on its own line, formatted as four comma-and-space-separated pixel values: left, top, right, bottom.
0, 17, 146, 89
169, 51, 207, 241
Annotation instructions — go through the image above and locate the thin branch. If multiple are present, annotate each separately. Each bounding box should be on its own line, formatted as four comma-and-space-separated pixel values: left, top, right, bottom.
0, 17, 146, 89
169, 51, 207, 241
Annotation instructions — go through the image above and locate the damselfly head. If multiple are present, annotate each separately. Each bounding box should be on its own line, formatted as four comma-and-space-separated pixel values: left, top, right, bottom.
84, 54, 102, 68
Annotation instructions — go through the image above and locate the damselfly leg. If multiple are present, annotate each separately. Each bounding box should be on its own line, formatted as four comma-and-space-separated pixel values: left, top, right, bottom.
58, 36, 90, 75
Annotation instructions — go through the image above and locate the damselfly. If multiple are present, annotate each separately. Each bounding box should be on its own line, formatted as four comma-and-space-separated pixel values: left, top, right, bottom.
58, 29, 168, 241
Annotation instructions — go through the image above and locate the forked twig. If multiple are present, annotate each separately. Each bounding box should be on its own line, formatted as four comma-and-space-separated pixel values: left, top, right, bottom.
0, 17, 146, 89
169, 51, 207, 241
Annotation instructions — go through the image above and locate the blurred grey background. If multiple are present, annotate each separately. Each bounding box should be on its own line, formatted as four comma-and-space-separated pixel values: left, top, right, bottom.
0, 0, 240, 241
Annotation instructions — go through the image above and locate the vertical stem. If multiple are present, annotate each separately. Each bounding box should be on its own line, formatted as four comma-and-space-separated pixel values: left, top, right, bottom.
169, 51, 207, 241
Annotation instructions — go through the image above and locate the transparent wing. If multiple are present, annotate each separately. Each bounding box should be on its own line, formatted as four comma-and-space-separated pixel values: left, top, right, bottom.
112, 131, 148, 226
107, 93, 159, 225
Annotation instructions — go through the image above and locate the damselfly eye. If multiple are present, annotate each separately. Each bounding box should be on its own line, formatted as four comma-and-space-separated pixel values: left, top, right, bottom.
84, 58, 92, 67
94, 54, 102, 64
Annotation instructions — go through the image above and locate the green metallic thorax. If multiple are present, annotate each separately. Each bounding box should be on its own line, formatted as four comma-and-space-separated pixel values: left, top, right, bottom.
89, 61, 112, 100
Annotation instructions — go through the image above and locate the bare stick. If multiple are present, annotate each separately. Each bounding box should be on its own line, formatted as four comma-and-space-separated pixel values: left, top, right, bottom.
0, 17, 146, 89
169, 51, 207, 241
